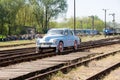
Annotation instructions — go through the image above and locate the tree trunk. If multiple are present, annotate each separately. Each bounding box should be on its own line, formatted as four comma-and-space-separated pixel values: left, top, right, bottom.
44, 6, 48, 33
8, 26, 11, 35
0, 19, 4, 34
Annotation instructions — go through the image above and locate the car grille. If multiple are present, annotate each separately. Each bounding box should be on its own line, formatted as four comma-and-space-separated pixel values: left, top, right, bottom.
40, 43, 52, 45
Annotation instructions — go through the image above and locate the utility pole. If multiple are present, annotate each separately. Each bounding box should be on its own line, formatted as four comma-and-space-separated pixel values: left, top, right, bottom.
109, 13, 115, 26
89, 16, 94, 35
109, 13, 115, 34
103, 9, 108, 37
74, 0, 76, 34
91, 16, 94, 31
80, 20, 83, 29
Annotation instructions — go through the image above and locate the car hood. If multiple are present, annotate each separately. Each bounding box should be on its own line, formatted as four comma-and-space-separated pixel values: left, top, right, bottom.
42, 34, 64, 41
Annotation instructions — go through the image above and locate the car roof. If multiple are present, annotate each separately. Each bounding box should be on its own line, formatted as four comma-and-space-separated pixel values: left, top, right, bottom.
49, 28, 70, 31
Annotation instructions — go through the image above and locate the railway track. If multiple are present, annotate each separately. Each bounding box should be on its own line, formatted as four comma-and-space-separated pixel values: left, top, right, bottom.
0, 37, 119, 80
0, 37, 119, 67
86, 62, 120, 80
25, 50, 120, 80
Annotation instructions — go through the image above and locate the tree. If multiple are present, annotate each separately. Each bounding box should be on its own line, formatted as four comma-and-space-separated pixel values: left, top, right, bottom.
60, 16, 104, 32
0, 0, 25, 35
0, 0, 68, 35
0, 2, 7, 35
29, 0, 67, 33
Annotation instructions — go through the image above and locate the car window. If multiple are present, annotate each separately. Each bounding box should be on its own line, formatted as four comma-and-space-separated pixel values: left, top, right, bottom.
69, 30, 73, 35
47, 30, 63, 35
64, 30, 68, 35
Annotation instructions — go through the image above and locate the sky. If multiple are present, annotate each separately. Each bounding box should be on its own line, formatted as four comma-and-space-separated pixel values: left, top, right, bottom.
56, 0, 120, 23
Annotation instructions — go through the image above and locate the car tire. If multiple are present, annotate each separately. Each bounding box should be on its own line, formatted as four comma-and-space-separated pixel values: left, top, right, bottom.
36, 47, 43, 53
57, 41, 64, 53
73, 40, 78, 50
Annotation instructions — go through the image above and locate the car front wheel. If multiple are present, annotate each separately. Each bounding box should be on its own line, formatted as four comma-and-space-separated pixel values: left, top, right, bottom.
73, 40, 78, 50
36, 47, 43, 53
57, 41, 64, 53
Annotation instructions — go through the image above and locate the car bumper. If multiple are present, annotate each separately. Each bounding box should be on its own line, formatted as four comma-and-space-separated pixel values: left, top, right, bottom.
36, 43, 57, 48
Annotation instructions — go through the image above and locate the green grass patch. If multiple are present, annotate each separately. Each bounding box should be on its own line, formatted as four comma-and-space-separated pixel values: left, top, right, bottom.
0, 40, 35, 46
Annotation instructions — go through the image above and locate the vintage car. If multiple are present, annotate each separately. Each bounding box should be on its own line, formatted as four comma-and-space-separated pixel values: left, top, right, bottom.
36, 28, 80, 53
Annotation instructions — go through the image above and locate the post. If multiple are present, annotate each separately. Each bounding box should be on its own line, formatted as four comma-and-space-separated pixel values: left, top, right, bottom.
103, 9, 108, 37
89, 16, 94, 35
80, 20, 83, 29
92, 16, 94, 35
109, 13, 115, 35
74, 0, 76, 34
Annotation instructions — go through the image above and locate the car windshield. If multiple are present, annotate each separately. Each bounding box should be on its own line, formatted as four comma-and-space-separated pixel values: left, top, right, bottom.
47, 29, 64, 35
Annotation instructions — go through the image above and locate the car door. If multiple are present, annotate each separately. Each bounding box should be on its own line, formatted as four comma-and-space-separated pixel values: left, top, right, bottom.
64, 30, 70, 47
68, 30, 75, 46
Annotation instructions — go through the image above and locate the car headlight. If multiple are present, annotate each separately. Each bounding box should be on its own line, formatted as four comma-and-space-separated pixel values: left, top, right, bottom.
36, 39, 40, 45
36, 40, 39, 45
50, 39, 57, 44
53, 39, 57, 44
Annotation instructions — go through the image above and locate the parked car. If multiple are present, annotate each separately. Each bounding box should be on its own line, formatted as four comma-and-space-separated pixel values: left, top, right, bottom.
36, 28, 81, 53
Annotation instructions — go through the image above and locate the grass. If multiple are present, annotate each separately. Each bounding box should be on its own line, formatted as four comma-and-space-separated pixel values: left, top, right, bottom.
0, 40, 35, 46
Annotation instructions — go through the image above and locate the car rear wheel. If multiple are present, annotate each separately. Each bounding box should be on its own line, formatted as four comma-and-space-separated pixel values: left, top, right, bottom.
73, 40, 78, 50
